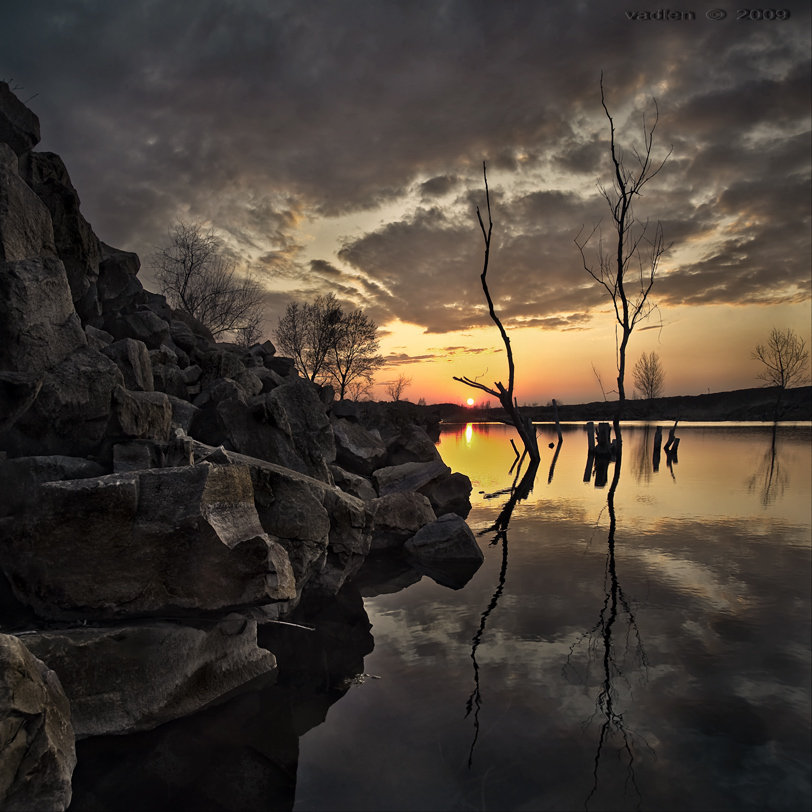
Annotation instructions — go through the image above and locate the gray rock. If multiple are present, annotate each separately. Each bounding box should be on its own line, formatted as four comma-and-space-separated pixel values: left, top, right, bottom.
419, 471, 473, 519
151, 363, 189, 400
264, 355, 296, 376
22, 618, 276, 738
101, 338, 154, 392
199, 348, 246, 390
169, 318, 197, 354
84, 324, 113, 351
107, 310, 170, 349
194, 444, 372, 599
0, 143, 58, 265
332, 418, 388, 476
3, 347, 123, 457
0, 256, 86, 375
96, 242, 143, 316
403, 513, 484, 590
112, 440, 160, 472
331, 399, 360, 421
252, 366, 285, 393
0, 455, 106, 519
404, 513, 483, 561
368, 492, 437, 551
268, 377, 336, 473
372, 459, 450, 497
233, 369, 263, 398
329, 464, 377, 501
0, 633, 75, 812
0, 463, 296, 620
0, 81, 41, 156
20, 151, 102, 318
385, 424, 442, 466
171, 308, 215, 348
249, 339, 276, 358
165, 394, 199, 433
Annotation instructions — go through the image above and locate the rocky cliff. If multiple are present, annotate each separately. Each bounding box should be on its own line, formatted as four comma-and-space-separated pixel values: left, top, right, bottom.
0, 82, 478, 810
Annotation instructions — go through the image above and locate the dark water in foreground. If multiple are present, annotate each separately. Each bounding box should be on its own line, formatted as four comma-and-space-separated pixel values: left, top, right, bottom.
70, 423, 811, 811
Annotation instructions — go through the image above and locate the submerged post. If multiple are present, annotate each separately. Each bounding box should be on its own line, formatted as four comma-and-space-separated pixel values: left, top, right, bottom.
552, 399, 563, 444
586, 421, 595, 454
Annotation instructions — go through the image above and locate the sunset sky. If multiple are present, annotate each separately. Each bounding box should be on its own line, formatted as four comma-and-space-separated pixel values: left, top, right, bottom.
2, 1, 810, 405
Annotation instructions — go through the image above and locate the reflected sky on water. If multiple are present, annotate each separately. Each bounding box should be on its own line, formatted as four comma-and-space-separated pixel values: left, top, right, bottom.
294, 423, 811, 812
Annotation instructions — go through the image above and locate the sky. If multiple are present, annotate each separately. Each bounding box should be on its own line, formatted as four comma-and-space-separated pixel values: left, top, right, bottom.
2, 0, 810, 405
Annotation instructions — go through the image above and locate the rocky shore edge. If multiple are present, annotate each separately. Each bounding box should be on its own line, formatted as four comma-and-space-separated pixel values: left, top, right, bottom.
0, 82, 480, 810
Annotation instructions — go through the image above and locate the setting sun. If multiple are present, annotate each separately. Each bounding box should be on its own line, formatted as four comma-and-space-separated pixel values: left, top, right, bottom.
466, 398, 475, 406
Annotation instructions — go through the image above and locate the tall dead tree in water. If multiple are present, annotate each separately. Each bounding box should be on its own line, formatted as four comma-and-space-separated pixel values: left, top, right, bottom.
576, 76, 671, 451
454, 163, 540, 464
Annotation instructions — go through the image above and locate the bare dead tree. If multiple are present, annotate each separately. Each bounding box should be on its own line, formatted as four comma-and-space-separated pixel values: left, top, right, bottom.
274, 293, 343, 382
385, 373, 412, 402
751, 327, 811, 419
454, 163, 540, 464
152, 220, 266, 340
632, 351, 666, 400
576, 76, 672, 450
327, 308, 384, 399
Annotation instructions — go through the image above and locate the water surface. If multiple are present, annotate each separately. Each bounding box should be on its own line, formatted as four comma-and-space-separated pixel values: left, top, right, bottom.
293, 422, 811, 811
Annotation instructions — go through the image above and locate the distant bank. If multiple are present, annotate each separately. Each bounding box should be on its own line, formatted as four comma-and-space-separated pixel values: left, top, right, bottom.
422, 385, 812, 424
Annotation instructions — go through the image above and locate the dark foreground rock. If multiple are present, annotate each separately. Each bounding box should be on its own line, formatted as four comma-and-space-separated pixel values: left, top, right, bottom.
0, 463, 295, 620
404, 513, 484, 589
0, 634, 76, 812
22, 618, 276, 738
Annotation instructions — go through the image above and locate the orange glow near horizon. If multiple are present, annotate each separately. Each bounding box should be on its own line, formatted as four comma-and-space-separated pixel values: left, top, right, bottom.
373, 302, 812, 406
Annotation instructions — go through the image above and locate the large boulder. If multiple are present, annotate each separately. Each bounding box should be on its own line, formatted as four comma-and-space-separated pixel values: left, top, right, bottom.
193, 445, 372, 599
332, 418, 388, 476
419, 471, 473, 519
384, 424, 442, 466
105, 309, 170, 350
372, 459, 450, 497
22, 618, 276, 738
0, 455, 106, 519
329, 464, 377, 501
0, 256, 86, 375
0, 463, 296, 620
0, 633, 75, 812
192, 379, 336, 484
107, 386, 172, 442
0, 81, 41, 156
20, 151, 102, 319
368, 492, 437, 551
403, 513, 484, 589
95, 242, 143, 318
2, 347, 123, 457
101, 338, 154, 391
0, 143, 58, 264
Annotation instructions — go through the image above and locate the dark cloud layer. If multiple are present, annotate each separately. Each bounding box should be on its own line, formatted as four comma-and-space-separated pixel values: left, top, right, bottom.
1, 0, 809, 336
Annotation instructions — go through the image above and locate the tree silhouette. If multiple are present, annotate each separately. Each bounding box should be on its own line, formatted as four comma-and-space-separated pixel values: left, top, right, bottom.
454, 163, 540, 464
152, 220, 265, 341
576, 75, 672, 451
751, 327, 810, 420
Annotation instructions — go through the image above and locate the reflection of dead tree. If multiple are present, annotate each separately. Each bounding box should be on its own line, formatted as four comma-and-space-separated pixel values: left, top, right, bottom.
575, 76, 672, 452
747, 429, 788, 506
631, 425, 653, 485
564, 457, 653, 810
454, 163, 540, 465
466, 459, 540, 768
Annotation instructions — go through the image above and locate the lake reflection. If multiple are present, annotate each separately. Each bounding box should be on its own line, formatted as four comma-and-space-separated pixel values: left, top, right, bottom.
294, 423, 811, 812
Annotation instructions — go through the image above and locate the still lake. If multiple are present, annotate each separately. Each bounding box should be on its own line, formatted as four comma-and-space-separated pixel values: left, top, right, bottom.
70, 422, 811, 812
